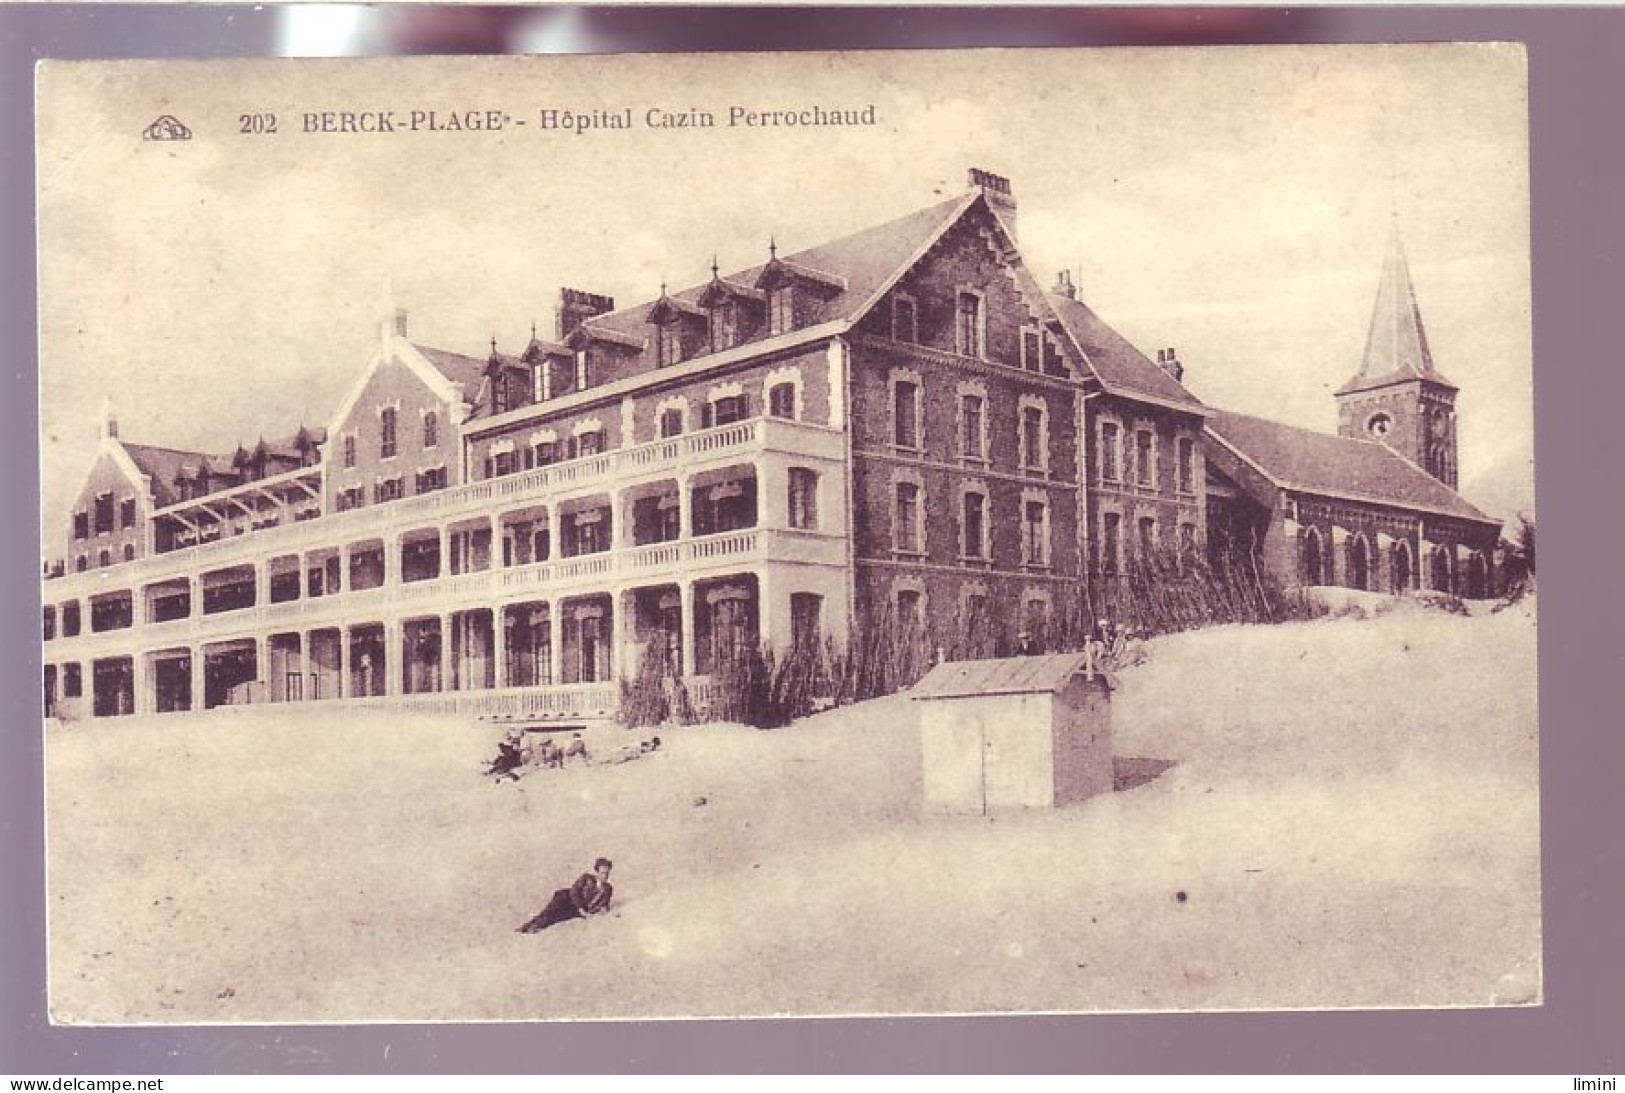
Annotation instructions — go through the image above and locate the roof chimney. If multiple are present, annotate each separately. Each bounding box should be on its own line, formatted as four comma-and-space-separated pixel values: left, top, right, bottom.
556, 288, 616, 340
99, 397, 118, 441
1156, 347, 1184, 383
967, 167, 1017, 239
1053, 269, 1077, 301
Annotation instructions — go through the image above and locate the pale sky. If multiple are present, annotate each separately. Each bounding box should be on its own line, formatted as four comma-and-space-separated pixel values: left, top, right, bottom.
36, 44, 1533, 550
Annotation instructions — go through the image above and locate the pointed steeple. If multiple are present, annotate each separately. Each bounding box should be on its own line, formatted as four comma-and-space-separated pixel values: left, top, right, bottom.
1340, 220, 1452, 393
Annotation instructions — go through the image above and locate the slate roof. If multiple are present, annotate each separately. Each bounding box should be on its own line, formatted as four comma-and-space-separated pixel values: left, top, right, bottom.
1047, 292, 1207, 411
1206, 408, 1496, 525
1338, 223, 1455, 394
910, 652, 1098, 700
413, 344, 490, 405
551, 193, 976, 369
121, 442, 214, 508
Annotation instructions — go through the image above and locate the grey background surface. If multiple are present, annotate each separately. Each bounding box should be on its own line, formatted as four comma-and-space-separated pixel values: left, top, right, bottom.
2, 4, 1619, 1074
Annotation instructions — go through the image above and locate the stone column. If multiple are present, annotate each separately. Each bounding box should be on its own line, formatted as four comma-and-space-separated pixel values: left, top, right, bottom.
438, 527, 450, 579
254, 638, 270, 702
678, 477, 693, 540
679, 582, 698, 679
255, 564, 272, 609
493, 606, 508, 690
189, 646, 205, 712
439, 613, 452, 692
385, 535, 401, 586
611, 592, 631, 681
548, 604, 564, 687
132, 654, 150, 716
338, 627, 350, 699
385, 619, 402, 697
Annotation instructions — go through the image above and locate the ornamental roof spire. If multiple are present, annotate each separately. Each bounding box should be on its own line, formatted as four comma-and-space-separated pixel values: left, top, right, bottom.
1339, 218, 1453, 394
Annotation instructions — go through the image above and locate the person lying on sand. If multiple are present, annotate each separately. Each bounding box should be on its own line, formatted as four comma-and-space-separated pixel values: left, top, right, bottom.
604, 736, 663, 765
485, 732, 526, 782
517, 858, 614, 933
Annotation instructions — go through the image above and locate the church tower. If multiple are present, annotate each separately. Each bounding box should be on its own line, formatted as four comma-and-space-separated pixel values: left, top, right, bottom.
1335, 222, 1459, 487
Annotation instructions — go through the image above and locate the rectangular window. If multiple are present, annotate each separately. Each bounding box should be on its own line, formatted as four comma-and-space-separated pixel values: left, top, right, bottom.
659, 409, 684, 438
1178, 436, 1196, 493
896, 589, 922, 630
768, 288, 793, 336
1102, 513, 1121, 575
790, 593, 824, 649
575, 349, 590, 391
43, 606, 55, 641
1022, 406, 1046, 470
423, 412, 439, 449
962, 492, 986, 559
961, 395, 985, 461
93, 494, 113, 535
380, 407, 398, 459
1180, 522, 1197, 557
343, 435, 356, 469
492, 450, 517, 477
893, 380, 920, 449
574, 431, 604, 458
1101, 422, 1120, 482
119, 498, 136, 529
788, 468, 819, 530
710, 395, 746, 427
534, 441, 558, 466
73, 512, 88, 540
1139, 516, 1157, 556
709, 304, 736, 353
768, 382, 796, 420
1021, 328, 1042, 372
956, 292, 983, 358
62, 602, 81, 637
1136, 429, 1155, 487
1023, 500, 1048, 566
658, 324, 682, 368
892, 295, 918, 343
895, 482, 921, 553
63, 663, 82, 698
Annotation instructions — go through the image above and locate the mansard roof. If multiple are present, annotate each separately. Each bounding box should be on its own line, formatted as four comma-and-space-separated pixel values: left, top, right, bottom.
1046, 293, 1208, 413
1338, 223, 1456, 395
1206, 408, 1495, 526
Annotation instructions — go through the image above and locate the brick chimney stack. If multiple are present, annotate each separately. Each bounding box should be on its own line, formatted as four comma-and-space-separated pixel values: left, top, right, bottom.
556, 288, 616, 340
967, 167, 1017, 239
1053, 269, 1077, 301
1156, 347, 1185, 383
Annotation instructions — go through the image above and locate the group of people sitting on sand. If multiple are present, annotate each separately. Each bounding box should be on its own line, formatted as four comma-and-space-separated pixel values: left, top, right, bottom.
484, 730, 662, 783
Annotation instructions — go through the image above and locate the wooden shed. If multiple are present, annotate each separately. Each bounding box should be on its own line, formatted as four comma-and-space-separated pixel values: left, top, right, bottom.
910, 652, 1113, 814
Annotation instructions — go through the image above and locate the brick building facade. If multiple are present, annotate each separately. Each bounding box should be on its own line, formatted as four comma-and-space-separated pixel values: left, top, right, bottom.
40, 169, 1503, 722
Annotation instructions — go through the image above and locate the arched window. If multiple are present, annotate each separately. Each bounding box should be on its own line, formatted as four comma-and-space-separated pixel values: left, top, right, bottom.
1301, 527, 1324, 585
1431, 546, 1454, 593
1391, 540, 1413, 593
1346, 534, 1370, 591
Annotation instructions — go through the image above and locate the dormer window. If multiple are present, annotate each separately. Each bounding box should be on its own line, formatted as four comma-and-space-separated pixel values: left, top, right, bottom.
709, 301, 737, 353
656, 323, 682, 368
767, 287, 792, 336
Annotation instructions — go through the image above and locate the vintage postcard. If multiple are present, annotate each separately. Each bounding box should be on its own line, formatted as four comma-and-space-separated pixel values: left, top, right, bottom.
36, 45, 1537, 1023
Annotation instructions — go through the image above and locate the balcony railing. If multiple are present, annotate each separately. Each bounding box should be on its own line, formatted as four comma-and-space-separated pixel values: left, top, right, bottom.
44, 524, 848, 655
48, 416, 842, 602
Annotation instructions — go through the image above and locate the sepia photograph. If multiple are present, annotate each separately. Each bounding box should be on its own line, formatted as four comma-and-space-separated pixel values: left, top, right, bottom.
35, 44, 1537, 1024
